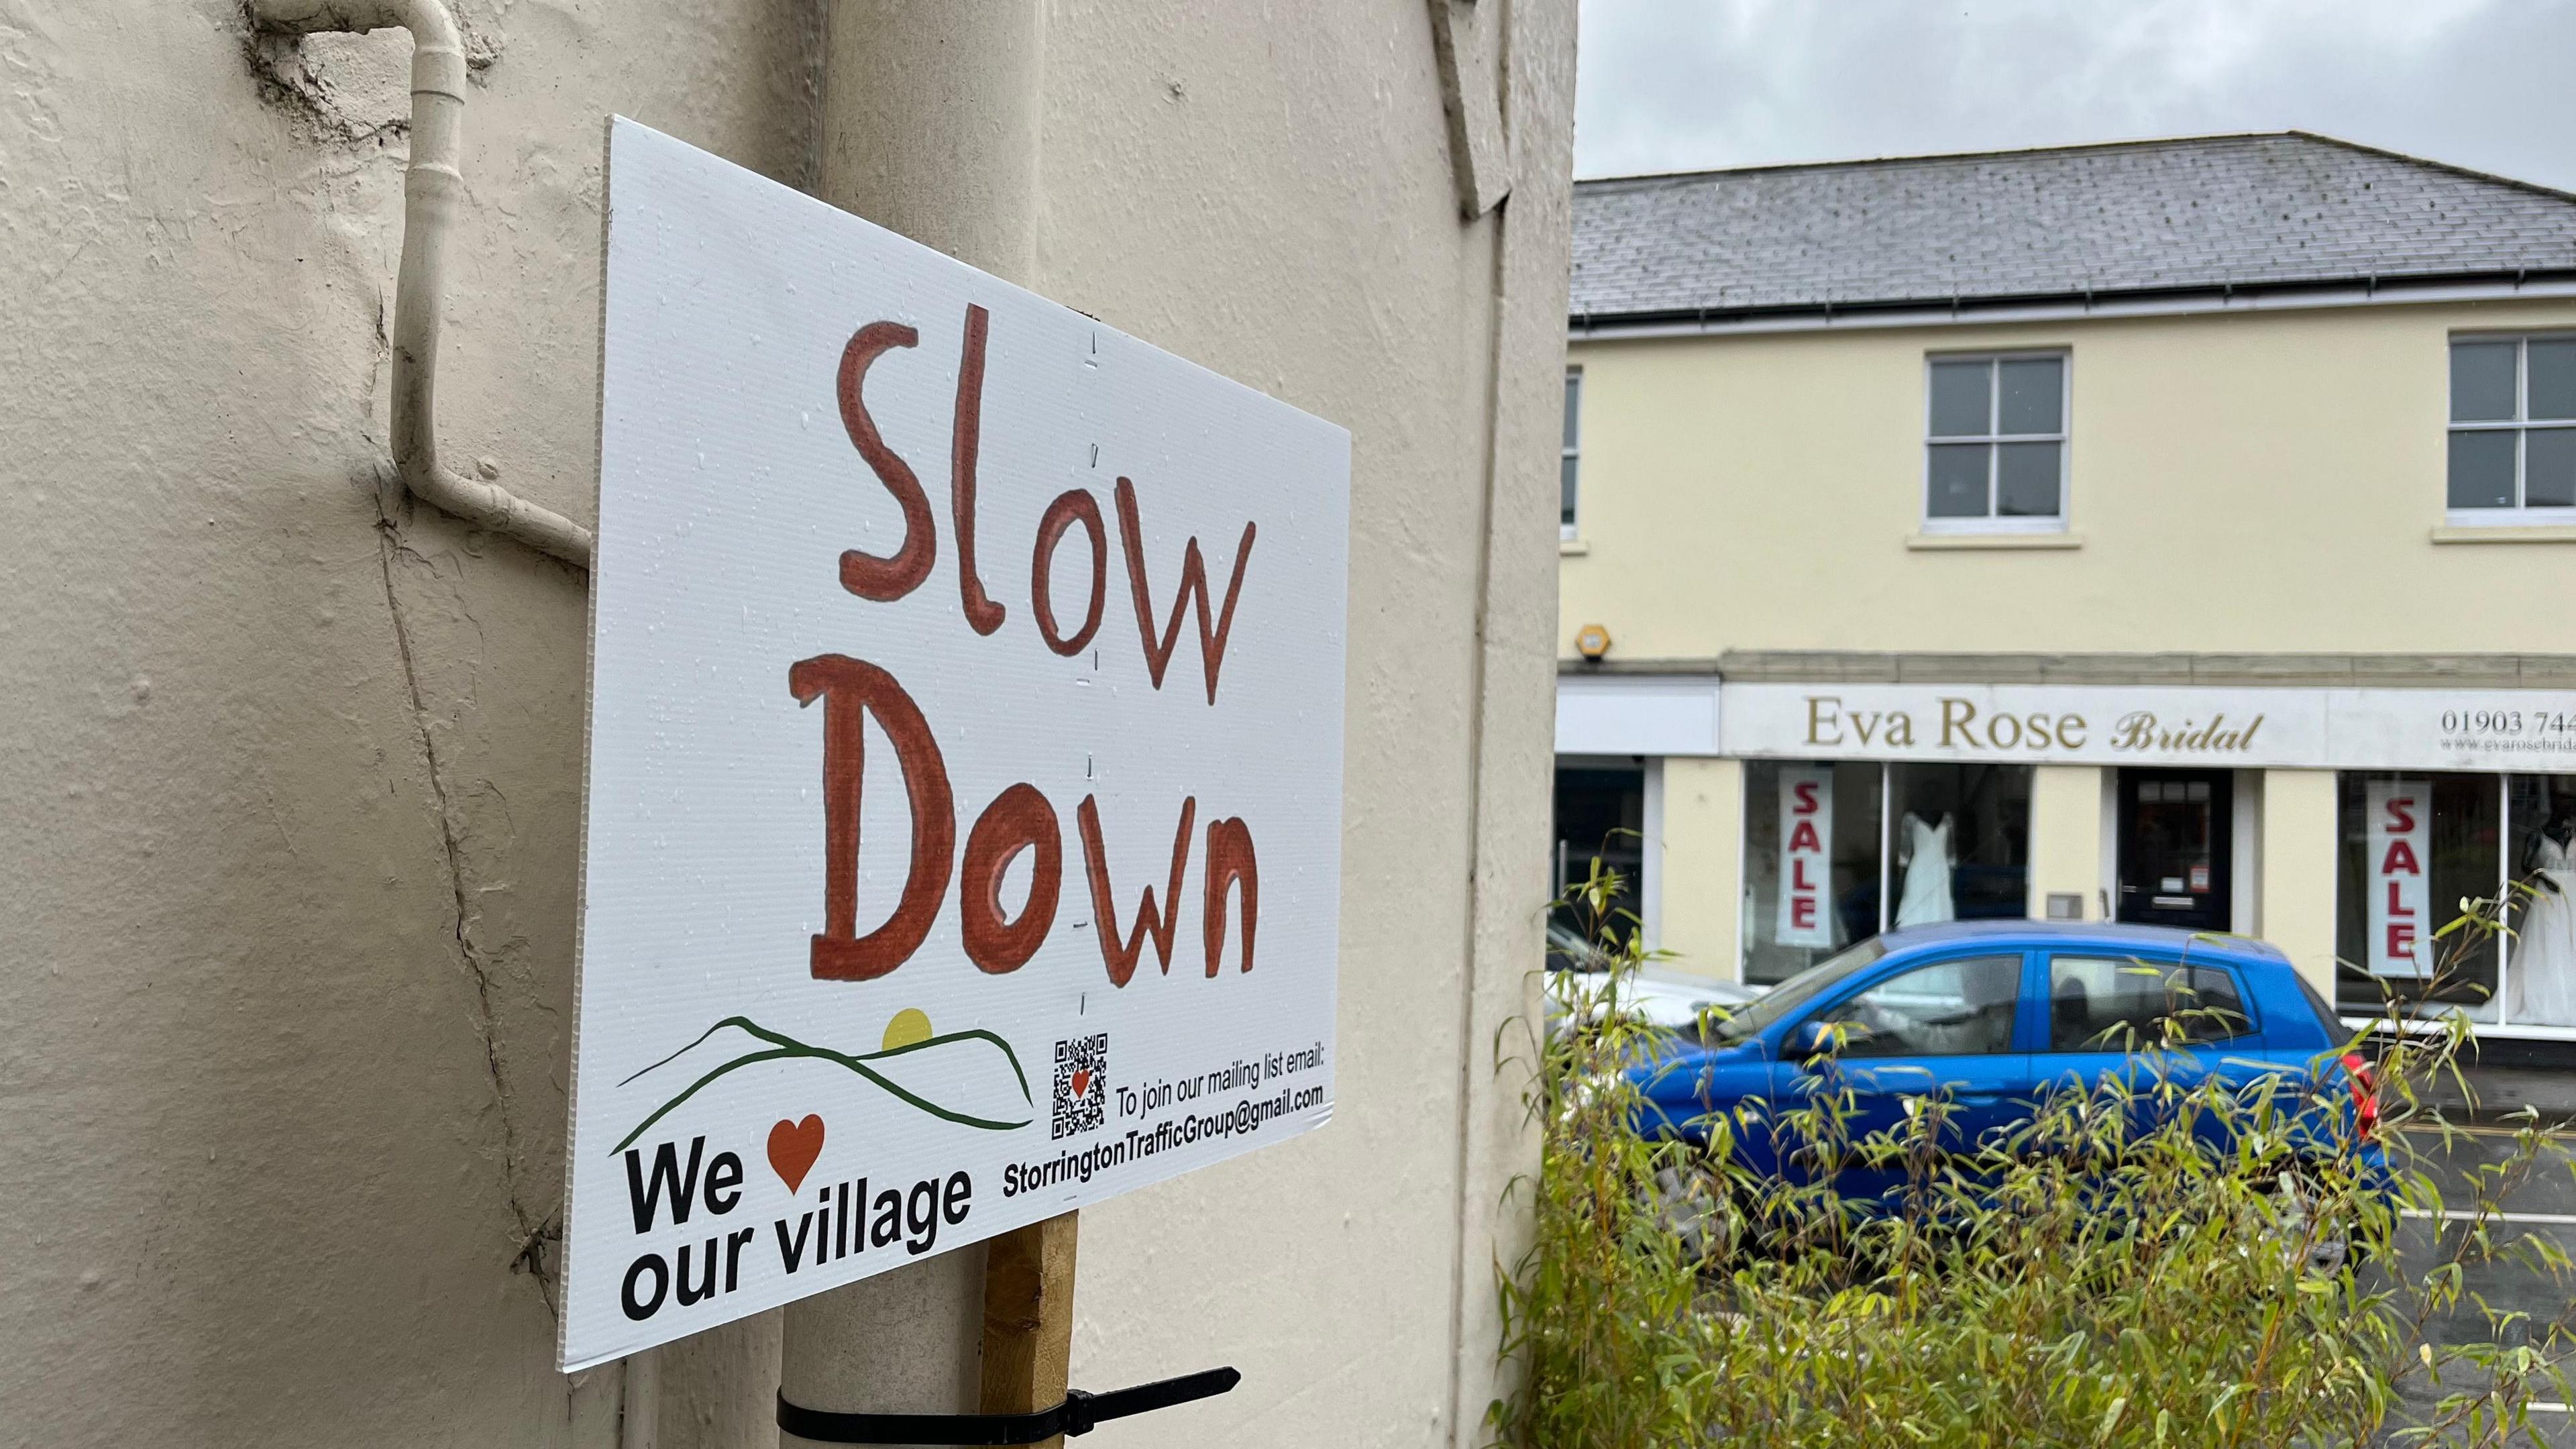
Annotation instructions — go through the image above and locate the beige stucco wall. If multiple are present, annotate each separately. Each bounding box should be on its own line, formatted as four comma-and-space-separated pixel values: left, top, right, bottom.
1562, 298, 2576, 661
1657, 756, 1741, 978
2262, 769, 2344, 994
2025, 765, 2108, 924
0, 4, 1572, 1446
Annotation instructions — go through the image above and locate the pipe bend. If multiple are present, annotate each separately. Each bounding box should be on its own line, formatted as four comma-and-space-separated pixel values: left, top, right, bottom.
251, 0, 594, 568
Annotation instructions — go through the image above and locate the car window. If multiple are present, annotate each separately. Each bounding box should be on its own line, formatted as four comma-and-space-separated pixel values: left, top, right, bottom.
1705, 936, 1886, 1046
1806, 954, 2023, 1059
2045, 954, 2251, 1051
2290, 969, 2345, 1040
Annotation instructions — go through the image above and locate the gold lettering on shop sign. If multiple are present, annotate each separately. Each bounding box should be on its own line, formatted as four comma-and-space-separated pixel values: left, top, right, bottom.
1805, 695, 1843, 747
2107, 712, 2265, 754
1803, 696, 1919, 749
1939, 697, 1978, 747
1787, 694, 2269, 756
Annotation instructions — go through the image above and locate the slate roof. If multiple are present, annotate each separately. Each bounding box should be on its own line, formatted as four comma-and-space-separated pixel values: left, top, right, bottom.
1570, 133, 2576, 324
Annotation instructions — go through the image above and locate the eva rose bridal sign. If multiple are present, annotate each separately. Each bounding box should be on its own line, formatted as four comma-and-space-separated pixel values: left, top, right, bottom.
558, 120, 1349, 1371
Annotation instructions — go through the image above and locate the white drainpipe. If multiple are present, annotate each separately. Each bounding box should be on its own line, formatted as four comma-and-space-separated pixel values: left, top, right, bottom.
250, 0, 594, 568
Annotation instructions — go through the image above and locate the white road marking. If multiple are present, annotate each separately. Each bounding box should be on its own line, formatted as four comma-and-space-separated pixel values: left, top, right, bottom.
2402, 1208, 2576, 1226
2402, 1124, 2576, 1140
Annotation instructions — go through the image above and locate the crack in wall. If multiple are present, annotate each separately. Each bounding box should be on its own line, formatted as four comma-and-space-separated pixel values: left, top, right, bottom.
374, 499, 561, 1313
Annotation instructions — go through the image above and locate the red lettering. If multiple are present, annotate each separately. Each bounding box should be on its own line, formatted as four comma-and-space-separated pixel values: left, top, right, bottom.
1032, 489, 1108, 656
2379, 840, 2421, 876
1792, 858, 1817, 890
2383, 880, 2416, 918
1786, 820, 1822, 852
959, 783, 1060, 974
2386, 922, 2416, 961
788, 654, 954, 980
1791, 898, 1818, 929
1077, 794, 1195, 986
949, 305, 1004, 635
1790, 781, 1819, 812
2384, 797, 2418, 834
835, 323, 936, 602
1202, 816, 1258, 975
1114, 477, 1255, 705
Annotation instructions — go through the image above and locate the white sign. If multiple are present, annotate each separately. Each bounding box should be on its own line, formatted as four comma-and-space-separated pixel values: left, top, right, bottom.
1775, 765, 1834, 947
2365, 779, 2432, 978
561, 120, 1350, 1371
1554, 674, 1721, 757
1722, 683, 2576, 773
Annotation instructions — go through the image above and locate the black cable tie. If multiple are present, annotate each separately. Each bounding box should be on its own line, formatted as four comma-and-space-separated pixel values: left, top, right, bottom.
776, 1366, 1240, 1445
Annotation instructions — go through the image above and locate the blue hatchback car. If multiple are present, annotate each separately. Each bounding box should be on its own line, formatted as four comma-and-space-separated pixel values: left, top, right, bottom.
1629, 920, 2387, 1199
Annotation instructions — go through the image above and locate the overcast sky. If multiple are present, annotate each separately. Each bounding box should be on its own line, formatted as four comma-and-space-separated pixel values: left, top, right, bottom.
1574, 0, 2576, 193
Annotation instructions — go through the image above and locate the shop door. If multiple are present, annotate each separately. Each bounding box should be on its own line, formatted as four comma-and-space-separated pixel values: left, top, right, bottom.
2115, 769, 2233, 932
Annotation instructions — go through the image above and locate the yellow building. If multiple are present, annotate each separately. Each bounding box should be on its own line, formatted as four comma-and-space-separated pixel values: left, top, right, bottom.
1554, 133, 2576, 1046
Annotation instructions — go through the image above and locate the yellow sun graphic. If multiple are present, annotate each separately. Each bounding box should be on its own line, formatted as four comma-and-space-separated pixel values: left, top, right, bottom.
881, 1008, 934, 1052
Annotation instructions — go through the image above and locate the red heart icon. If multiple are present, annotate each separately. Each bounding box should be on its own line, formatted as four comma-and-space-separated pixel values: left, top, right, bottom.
1072, 1069, 1092, 1098
767, 1115, 825, 1193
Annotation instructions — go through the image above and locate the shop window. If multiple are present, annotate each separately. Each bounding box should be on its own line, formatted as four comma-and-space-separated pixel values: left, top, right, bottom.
2335, 773, 2500, 1019
1552, 761, 1642, 950
1743, 761, 2033, 985
1887, 763, 2033, 926
2336, 771, 2576, 1027
2504, 774, 2576, 1028
2046, 955, 2251, 1051
1924, 352, 2067, 531
2448, 335, 2576, 520
1560, 368, 1582, 538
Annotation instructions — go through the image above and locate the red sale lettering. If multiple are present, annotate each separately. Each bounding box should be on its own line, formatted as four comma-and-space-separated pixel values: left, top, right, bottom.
1774, 765, 1835, 949
2365, 779, 2432, 979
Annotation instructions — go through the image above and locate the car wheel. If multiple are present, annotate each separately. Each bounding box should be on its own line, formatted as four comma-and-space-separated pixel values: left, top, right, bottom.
2268, 1169, 2352, 1277
1648, 1157, 1733, 1266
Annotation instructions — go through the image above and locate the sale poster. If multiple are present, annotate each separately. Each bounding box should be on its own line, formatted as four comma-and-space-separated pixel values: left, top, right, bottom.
1775, 765, 1835, 949
2365, 778, 2431, 978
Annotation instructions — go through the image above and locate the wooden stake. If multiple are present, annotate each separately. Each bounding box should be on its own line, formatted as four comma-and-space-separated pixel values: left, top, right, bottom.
979, 1210, 1079, 1448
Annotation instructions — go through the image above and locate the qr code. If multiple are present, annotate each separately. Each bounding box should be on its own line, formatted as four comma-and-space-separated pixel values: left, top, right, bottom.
1051, 1034, 1108, 1140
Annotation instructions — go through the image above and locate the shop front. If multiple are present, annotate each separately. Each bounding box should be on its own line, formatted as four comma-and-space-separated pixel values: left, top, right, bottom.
1556, 669, 2576, 1041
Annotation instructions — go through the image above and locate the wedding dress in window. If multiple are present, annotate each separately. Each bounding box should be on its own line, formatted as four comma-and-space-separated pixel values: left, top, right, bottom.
1895, 812, 1956, 928
2508, 830, 2576, 1027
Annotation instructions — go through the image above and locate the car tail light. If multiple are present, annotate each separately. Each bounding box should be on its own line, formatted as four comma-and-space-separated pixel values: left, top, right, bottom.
2340, 1052, 2381, 1143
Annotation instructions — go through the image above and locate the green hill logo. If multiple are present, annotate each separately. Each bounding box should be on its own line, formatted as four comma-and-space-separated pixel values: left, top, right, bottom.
614, 1011, 1032, 1155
